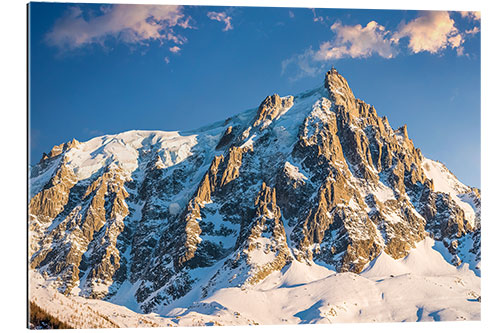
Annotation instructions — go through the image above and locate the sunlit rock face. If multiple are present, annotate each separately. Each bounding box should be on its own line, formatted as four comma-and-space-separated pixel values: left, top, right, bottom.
29, 67, 480, 313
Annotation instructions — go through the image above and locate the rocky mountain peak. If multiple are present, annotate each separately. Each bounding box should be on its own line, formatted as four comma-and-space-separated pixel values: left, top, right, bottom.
324, 67, 356, 112
29, 67, 481, 315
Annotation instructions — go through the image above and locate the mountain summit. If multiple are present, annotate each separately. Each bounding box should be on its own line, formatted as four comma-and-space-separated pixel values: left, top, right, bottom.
29, 67, 480, 325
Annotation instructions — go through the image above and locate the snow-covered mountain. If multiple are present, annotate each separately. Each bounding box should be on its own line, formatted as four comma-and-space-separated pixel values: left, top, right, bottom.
28, 67, 480, 327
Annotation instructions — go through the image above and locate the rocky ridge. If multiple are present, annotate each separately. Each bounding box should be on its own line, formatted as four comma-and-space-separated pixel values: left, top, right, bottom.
29, 67, 480, 314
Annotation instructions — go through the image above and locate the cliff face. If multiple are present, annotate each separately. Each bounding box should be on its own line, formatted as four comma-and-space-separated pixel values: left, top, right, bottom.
29, 68, 480, 313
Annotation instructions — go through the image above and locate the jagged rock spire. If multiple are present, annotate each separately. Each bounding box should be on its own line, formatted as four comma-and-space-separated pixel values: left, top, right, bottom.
324, 67, 356, 113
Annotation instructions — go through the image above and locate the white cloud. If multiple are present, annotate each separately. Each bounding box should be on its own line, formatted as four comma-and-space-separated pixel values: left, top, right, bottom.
45, 4, 191, 50
448, 34, 463, 49
169, 46, 181, 53
289, 10, 295, 19
392, 11, 463, 54
164, 56, 170, 64
207, 11, 233, 32
315, 21, 396, 60
466, 26, 480, 35
460, 11, 481, 21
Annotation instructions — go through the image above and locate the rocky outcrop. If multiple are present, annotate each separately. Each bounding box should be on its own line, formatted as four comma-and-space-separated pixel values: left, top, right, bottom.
243, 183, 292, 285
29, 160, 78, 257
29, 160, 77, 224
198, 182, 292, 295
253, 94, 294, 128
175, 145, 250, 269
29, 165, 131, 296
40, 139, 80, 162
216, 126, 236, 150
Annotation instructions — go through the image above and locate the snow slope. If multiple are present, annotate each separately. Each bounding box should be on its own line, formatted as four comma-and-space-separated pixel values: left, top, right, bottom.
422, 158, 479, 227
29, 271, 175, 328
173, 237, 479, 324
31, 237, 479, 327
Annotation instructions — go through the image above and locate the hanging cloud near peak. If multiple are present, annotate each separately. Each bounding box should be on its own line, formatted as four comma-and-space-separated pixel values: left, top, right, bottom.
282, 11, 479, 80
315, 21, 397, 60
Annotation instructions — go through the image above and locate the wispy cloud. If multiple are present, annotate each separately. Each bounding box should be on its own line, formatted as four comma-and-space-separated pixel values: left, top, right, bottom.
83, 128, 104, 137
281, 47, 328, 81
282, 11, 479, 80
45, 4, 192, 51
311, 8, 326, 25
207, 11, 233, 32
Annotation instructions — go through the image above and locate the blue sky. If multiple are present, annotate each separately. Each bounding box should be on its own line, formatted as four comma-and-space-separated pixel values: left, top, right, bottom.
28, 2, 481, 187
